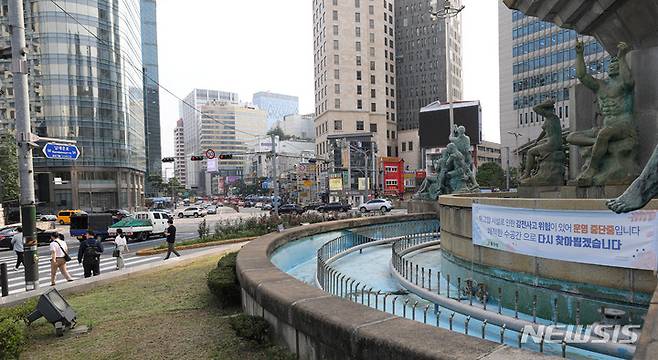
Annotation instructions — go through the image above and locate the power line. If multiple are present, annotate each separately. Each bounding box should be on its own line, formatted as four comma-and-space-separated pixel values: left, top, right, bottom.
47, 0, 262, 138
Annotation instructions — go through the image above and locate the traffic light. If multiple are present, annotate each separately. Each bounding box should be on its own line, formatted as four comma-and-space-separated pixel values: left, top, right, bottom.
218, 154, 233, 160
161, 157, 175, 163
190, 155, 204, 161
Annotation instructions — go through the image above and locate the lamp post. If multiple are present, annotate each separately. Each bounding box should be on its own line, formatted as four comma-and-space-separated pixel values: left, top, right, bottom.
430, 0, 465, 130
507, 131, 523, 165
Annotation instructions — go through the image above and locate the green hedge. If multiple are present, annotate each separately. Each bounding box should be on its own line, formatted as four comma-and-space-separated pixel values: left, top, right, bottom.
0, 298, 36, 360
207, 252, 241, 308
229, 314, 270, 343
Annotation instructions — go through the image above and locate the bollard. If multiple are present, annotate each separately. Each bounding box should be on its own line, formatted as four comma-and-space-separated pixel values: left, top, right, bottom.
361, 285, 365, 304
498, 287, 502, 314
481, 320, 487, 339
403, 299, 409, 318
392, 296, 399, 315
421, 267, 425, 288
576, 301, 581, 326
0, 263, 7, 297
514, 290, 519, 319
447, 274, 451, 298
437, 271, 441, 295
429, 269, 432, 290
436, 309, 441, 327
561, 340, 567, 358
383, 294, 389, 312
469, 289, 473, 306
415, 264, 419, 285
367, 287, 373, 306
464, 315, 470, 335
457, 277, 462, 300
500, 324, 506, 344
412, 301, 418, 320
423, 305, 430, 324
532, 295, 537, 323
539, 334, 545, 353
449, 312, 455, 330
483, 294, 488, 311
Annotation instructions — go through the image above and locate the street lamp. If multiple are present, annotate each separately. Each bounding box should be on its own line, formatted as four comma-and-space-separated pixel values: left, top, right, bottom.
430, 0, 465, 130
506, 131, 523, 161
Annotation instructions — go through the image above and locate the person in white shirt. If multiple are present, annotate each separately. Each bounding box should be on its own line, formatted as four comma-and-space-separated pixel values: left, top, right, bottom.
113, 229, 129, 270
49, 233, 74, 286
11, 227, 24, 271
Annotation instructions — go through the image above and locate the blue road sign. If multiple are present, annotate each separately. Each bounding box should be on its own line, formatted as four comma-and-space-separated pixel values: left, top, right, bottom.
42, 143, 80, 160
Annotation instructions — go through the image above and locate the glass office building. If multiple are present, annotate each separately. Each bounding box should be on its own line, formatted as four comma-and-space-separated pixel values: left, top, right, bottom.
0, 0, 146, 211
252, 91, 299, 129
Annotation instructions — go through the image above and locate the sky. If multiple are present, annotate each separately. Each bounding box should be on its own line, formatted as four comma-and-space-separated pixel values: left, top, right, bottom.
157, 0, 500, 157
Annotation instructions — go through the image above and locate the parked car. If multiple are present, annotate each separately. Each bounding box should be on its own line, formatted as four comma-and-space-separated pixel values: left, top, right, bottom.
0, 224, 58, 248
56, 210, 82, 225
206, 205, 218, 215
275, 204, 305, 215
303, 203, 324, 211
317, 202, 351, 213
177, 207, 207, 218
358, 199, 394, 213
108, 211, 170, 241
39, 214, 57, 222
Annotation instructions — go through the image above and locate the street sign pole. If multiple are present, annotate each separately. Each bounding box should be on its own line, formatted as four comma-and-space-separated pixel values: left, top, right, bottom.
9, 0, 39, 290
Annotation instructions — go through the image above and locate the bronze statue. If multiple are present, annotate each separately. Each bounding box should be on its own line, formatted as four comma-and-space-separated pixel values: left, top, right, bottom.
607, 145, 658, 213
566, 41, 640, 186
521, 99, 565, 186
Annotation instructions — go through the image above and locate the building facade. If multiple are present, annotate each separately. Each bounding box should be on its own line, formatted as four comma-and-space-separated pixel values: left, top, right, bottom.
475, 141, 502, 167
181, 89, 239, 189
141, 0, 162, 196
0, 0, 146, 211
313, 0, 398, 202
174, 118, 186, 186
252, 91, 299, 129
498, 3, 608, 168
394, 0, 463, 131
274, 113, 315, 140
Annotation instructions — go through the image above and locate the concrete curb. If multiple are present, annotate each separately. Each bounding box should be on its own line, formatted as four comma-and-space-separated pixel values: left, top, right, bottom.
0, 242, 247, 307
135, 237, 257, 256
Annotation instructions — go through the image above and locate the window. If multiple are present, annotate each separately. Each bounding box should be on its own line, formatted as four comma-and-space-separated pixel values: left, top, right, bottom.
391, 131, 395, 139
371, 89, 376, 98
332, 10, 338, 20
335, 84, 340, 94
334, 69, 340, 79
334, 99, 340, 109
371, 103, 377, 112
369, 19, 374, 29
369, 5, 374, 14
387, 130, 390, 139
355, 12, 360, 22
355, 41, 361, 51
369, 33, 375, 43
334, 55, 339, 64
354, 0, 360, 7
333, 25, 339, 35
153, 213, 161, 219
386, 179, 398, 186
370, 61, 376, 70
356, 56, 362, 66
402, 142, 406, 151
357, 99, 363, 109
369, 47, 375, 56
370, 75, 376, 84
370, 123, 377, 132
356, 71, 362, 80
355, 27, 361, 37
357, 85, 362, 95
408, 141, 413, 151
334, 120, 342, 130
385, 166, 398, 173
356, 121, 364, 131
333, 40, 339, 50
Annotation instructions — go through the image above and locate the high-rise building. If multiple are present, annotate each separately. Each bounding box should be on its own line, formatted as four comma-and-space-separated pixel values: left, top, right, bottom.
0, 0, 146, 211
141, 0, 162, 196
312, 0, 398, 202
499, 4, 608, 168
252, 91, 299, 128
394, 0, 463, 131
273, 113, 315, 140
181, 89, 239, 189
174, 119, 186, 186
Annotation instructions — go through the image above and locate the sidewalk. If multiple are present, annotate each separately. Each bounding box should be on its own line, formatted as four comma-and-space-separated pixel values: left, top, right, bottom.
0, 241, 248, 307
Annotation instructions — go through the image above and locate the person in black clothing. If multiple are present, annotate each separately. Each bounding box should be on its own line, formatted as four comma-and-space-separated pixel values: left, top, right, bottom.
164, 219, 181, 260
78, 230, 104, 277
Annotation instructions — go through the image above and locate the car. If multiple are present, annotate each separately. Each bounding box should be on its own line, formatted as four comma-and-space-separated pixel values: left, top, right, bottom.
206, 205, 218, 215
177, 207, 207, 218
359, 199, 394, 213
39, 214, 57, 221
303, 203, 324, 211
243, 201, 254, 208
56, 210, 82, 225
0, 224, 58, 248
108, 211, 170, 241
275, 204, 305, 215
263, 204, 273, 211
317, 202, 351, 213
254, 202, 264, 209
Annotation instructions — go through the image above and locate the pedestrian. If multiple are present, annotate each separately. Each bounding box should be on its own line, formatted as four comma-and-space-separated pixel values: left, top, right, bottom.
49, 232, 74, 285
78, 230, 104, 278
11, 226, 24, 271
113, 229, 128, 270
163, 219, 181, 260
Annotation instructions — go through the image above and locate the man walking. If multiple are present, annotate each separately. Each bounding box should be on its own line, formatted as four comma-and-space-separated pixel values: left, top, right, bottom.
164, 219, 181, 260
11, 227, 24, 271
78, 230, 104, 277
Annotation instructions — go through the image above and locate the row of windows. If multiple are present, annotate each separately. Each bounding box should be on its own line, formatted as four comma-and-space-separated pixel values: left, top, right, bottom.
512, 30, 581, 58
513, 88, 570, 110
401, 141, 413, 152
513, 48, 577, 75
512, 19, 554, 40
476, 146, 501, 154
513, 58, 610, 93
518, 105, 569, 127
316, 120, 378, 137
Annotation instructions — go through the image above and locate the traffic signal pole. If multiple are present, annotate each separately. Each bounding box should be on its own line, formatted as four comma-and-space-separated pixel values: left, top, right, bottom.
271, 134, 279, 216
9, 0, 39, 290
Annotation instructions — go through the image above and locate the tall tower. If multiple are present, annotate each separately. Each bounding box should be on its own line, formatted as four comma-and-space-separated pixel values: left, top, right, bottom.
313, 0, 398, 201
174, 119, 186, 186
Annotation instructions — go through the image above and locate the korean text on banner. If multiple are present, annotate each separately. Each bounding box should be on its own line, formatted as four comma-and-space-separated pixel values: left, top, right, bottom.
472, 204, 658, 271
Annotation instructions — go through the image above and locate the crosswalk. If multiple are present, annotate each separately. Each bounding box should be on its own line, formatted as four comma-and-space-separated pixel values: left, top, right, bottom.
0, 252, 163, 295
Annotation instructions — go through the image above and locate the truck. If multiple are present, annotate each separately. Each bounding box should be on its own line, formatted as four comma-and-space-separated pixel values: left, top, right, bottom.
70, 212, 114, 241
107, 211, 169, 241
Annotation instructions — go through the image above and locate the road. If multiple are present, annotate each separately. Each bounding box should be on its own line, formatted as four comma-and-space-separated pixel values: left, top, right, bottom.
0, 206, 407, 295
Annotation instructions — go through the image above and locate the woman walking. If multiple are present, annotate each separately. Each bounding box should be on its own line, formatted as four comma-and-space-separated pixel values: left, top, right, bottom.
11, 226, 24, 271
113, 229, 129, 270
49, 233, 74, 286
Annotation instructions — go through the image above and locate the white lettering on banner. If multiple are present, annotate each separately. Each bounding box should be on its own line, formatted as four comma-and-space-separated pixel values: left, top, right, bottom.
472, 204, 658, 270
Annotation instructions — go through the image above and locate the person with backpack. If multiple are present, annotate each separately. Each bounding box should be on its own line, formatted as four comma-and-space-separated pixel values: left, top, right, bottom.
113, 228, 129, 270
163, 219, 181, 260
49, 232, 74, 286
11, 226, 24, 271
78, 230, 104, 278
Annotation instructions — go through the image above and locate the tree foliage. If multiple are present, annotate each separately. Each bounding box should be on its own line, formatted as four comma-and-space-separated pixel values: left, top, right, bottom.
0, 131, 19, 202
476, 162, 506, 189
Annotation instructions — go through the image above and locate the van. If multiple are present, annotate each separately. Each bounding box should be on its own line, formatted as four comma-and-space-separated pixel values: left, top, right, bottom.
56, 210, 81, 225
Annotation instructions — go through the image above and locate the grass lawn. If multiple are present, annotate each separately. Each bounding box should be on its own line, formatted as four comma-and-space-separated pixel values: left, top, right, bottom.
21, 254, 289, 360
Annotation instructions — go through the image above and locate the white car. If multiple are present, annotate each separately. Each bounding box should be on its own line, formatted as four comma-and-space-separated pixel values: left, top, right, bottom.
359, 199, 394, 213
177, 206, 208, 218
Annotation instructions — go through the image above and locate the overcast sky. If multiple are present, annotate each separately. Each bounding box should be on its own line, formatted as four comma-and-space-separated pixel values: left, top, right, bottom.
157, 0, 500, 157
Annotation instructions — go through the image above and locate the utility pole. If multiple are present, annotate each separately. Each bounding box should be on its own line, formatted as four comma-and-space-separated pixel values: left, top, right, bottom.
9, 0, 39, 290
505, 147, 511, 191
271, 134, 279, 216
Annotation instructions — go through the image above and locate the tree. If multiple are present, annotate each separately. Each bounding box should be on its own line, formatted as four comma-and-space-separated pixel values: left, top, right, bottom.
476, 162, 506, 189
0, 130, 19, 202
266, 126, 291, 141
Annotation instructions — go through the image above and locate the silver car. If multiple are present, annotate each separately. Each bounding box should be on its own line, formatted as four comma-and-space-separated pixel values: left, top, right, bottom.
359, 199, 394, 213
